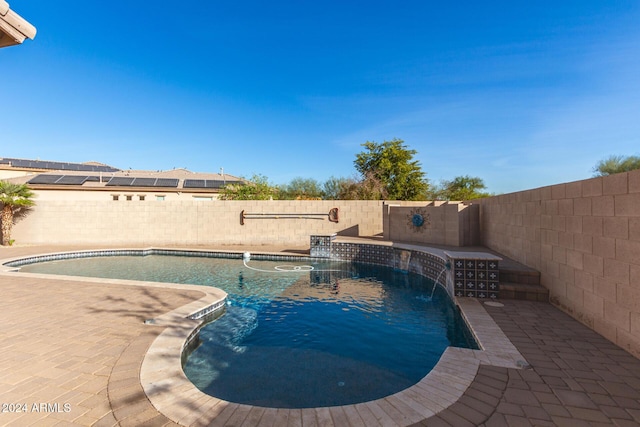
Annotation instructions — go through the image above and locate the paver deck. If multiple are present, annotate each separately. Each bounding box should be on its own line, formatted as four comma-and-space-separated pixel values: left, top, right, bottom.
1, 244, 639, 426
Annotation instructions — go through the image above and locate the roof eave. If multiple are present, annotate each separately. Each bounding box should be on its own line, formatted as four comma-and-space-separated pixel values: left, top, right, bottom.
0, 0, 36, 48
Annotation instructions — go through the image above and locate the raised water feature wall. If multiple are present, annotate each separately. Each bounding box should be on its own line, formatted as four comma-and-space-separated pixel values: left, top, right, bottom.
311, 236, 501, 299
383, 202, 480, 246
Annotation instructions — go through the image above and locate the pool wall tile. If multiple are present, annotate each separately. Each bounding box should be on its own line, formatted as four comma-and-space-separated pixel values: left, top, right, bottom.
310, 234, 336, 258
310, 238, 505, 299
5, 244, 503, 299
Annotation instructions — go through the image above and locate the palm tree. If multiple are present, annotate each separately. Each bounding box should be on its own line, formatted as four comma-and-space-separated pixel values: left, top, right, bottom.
0, 181, 36, 246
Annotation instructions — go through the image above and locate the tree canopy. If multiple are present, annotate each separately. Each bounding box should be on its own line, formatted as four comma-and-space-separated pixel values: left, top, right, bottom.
429, 175, 491, 201
593, 155, 640, 176
219, 174, 277, 200
278, 178, 323, 200
225, 139, 495, 201
354, 139, 429, 200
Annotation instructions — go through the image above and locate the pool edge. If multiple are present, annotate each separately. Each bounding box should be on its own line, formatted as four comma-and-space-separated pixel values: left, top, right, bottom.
1, 245, 527, 426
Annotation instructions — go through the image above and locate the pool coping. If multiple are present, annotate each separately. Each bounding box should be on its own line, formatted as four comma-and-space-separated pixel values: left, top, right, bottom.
1, 246, 527, 426
141, 298, 526, 427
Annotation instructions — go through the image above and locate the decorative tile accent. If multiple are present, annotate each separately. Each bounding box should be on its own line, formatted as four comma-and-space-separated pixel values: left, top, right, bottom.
446, 253, 501, 299
310, 234, 336, 258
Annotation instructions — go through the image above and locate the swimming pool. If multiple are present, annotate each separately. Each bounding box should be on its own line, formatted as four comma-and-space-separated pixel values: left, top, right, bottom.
16, 252, 477, 408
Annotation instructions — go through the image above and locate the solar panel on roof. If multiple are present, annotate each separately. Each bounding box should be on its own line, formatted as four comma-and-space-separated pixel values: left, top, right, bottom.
0, 157, 121, 172
183, 179, 206, 188
154, 179, 179, 187
28, 174, 64, 184
182, 179, 243, 189
106, 177, 135, 186
22, 160, 37, 168
56, 175, 90, 185
14, 160, 31, 168
95, 165, 119, 172
85, 176, 101, 182
209, 180, 228, 188
131, 178, 157, 187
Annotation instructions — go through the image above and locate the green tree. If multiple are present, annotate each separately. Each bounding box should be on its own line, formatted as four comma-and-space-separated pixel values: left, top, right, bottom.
354, 138, 429, 200
350, 172, 388, 200
278, 178, 323, 200
0, 181, 36, 246
321, 176, 349, 200
593, 155, 640, 176
321, 175, 386, 200
219, 174, 277, 200
429, 175, 491, 201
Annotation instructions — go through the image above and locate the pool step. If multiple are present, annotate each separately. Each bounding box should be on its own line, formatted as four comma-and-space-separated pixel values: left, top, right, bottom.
500, 282, 549, 302
500, 267, 541, 286
499, 266, 548, 301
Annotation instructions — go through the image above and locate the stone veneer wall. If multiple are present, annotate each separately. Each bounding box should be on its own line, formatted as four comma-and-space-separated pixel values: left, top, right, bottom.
476, 169, 640, 358
11, 200, 384, 246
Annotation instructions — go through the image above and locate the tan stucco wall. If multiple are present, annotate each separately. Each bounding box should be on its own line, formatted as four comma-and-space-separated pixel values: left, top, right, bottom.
0, 170, 34, 180
476, 169, 640, 357
12, 200, 383, 246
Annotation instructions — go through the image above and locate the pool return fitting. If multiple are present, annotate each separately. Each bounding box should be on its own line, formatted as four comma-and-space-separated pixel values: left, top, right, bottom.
240, 207, 339, 225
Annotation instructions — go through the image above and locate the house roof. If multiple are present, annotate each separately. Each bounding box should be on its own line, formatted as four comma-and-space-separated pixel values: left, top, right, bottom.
0, 1, 36, 48
1, 157, 244, 192
0, 157, 120, 173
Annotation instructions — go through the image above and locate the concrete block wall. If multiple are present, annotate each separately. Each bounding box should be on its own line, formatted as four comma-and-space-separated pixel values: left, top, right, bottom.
12, 200, 384, 246
476, 169, 640, 358
10, 174, 640, 357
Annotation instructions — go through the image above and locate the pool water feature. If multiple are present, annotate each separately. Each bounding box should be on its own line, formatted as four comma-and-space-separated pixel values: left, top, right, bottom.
17, 253, 478, 408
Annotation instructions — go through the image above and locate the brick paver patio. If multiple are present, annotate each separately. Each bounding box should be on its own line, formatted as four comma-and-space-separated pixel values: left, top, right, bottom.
1, 245, 639, 426
414, 301, 640, 427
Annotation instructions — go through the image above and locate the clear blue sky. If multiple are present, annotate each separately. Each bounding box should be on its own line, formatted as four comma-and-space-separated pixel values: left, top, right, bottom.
3, 1, 640, 194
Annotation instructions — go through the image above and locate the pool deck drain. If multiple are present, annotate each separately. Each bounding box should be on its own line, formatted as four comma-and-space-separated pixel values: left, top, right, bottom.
1, 244, 640, 426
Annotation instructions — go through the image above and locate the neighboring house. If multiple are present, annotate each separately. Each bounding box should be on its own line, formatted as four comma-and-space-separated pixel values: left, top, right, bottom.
0, 0, 36, 48
0, 157, 244, 201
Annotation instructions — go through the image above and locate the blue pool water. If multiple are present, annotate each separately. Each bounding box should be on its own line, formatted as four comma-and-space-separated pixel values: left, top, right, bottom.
17, 254, 477, 408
